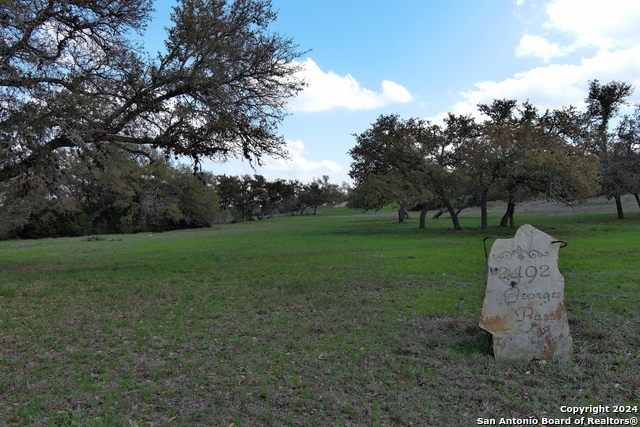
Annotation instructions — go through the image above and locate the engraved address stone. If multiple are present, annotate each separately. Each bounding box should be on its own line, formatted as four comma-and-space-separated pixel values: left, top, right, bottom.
479, 224, 573, 360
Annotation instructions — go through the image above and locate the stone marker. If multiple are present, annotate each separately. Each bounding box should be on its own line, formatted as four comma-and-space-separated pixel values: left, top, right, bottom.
479, 224, 573, 360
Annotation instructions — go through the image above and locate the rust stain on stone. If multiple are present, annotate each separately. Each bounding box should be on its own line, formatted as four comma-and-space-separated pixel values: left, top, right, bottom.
540, 329, 558, 359
479, 315, 509, 333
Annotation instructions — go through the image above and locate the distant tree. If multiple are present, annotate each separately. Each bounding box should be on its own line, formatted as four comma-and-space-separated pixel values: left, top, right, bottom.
349, 114, 469, 230
349, 115, 416, 183
215, 175, 244, 217
107, 157, 222, 232
263, 178, 293, 218
477, 100, 600, 228
279, 180, 302, 215
586, 80, 634, 154
536, 107, 601, 206
437, 113, 482, 227
249, 174, 269, 220
0, 0, 305, 187
0, 148, 221, 238
167, 166, 221, 229
606, 106, 640, 209
348, 115, 431, 225
214, 174, 258, 222
348, 170, 423, 223
298, 175, 332, 215
0, 152, 74, 238
323, 179, 349, 206
214, 175, 309, 220
585, 80, 635, 218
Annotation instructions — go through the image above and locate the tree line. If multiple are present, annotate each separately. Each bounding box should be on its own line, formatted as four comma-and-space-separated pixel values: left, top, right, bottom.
216, 174, 348, 222
348, 80, 640, 230
0, 145, 348, 239
0, 147, 219, 238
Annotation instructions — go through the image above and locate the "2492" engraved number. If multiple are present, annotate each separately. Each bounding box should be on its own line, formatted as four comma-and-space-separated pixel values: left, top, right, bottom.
495, 265, 550, 284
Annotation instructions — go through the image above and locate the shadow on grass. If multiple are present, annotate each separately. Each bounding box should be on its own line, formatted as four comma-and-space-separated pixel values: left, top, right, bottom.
396, 315, 493, 358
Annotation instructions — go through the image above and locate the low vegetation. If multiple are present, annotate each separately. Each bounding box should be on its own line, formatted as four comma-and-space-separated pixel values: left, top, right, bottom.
1, 204, 638, 426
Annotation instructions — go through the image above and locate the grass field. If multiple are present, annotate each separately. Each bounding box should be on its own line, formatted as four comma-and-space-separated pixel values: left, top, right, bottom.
1, 204, 639, 426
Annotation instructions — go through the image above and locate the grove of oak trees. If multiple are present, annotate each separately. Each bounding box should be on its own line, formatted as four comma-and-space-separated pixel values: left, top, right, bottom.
348, 81, 639, 229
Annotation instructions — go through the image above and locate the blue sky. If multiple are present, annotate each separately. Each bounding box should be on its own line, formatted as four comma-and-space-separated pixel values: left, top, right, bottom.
143, 0, 640, 184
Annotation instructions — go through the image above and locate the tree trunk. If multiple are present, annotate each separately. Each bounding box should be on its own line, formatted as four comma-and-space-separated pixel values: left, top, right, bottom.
397, 207, 410, 223
500, 196, 515, 228
432, 207, 445, 219
480, 189, 488, 230
634, 193, 640, 208
499, 208, 509, 227
443, 200, 462, 230
419, 205, 428, 229
615, 195, 625, 219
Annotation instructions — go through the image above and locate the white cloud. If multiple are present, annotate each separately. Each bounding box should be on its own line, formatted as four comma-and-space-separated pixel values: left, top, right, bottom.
261, 139, 346, 181
515, 0, 640, 61
515, 34, 570, 62
288, 58, 413, 112
380, 80, 413, 104
453, 0, 640, 118
545, 0, 640, 50
204, 139, 350, 183
581, 46, 640, 80
459, 64, 583, 109
454, 46, 640, 117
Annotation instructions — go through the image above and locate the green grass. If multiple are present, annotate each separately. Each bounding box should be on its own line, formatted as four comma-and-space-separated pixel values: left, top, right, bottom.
1, 208, 639, 426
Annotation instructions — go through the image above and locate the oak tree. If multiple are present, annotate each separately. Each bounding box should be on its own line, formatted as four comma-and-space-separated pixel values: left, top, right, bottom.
585, 80, 636, 218
0, 0, 305, 184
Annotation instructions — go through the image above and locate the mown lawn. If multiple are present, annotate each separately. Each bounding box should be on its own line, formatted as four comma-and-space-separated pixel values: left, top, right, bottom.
1, 207, 639, 426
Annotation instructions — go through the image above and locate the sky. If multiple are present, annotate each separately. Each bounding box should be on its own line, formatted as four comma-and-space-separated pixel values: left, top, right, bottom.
143, 0, 640, 184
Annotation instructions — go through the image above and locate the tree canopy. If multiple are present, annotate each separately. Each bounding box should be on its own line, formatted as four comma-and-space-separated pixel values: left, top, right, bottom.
348, 94, 607, 230
0, 0, 305, 184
